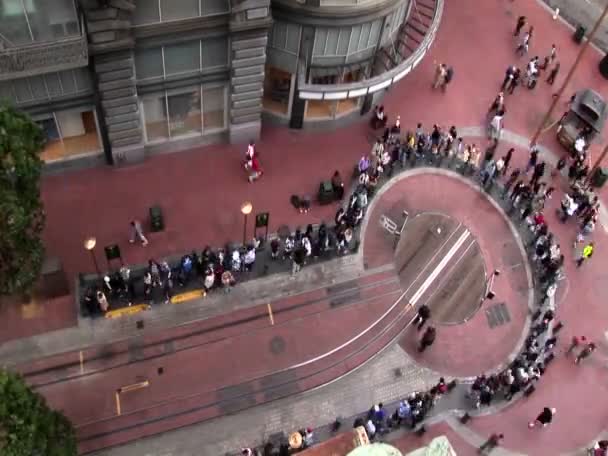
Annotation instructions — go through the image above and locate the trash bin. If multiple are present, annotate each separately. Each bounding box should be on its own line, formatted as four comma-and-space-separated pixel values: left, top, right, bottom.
149, 205, 164, 232
573, 25, 586, 44
591, 167, 608, 188
318, 180, 335, 205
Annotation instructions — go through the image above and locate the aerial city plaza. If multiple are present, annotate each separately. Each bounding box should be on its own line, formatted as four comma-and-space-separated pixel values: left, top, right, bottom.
2, 0, 608, 455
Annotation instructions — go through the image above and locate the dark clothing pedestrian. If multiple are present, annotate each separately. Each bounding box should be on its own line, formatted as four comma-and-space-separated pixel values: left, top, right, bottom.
418, 326, 436, 352
566, 336, 586, 356
530, 407, 555, 427
547, 62, 560, 85
514, 16, 526, 36
526, 149, 538, 173
502, 148, 514, 176
413, 304, 431, 331
575, 343, 596, 364
479, 433, 504, 453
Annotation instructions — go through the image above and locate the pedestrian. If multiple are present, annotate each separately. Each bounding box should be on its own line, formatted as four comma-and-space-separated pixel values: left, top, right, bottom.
547, 61, 560, 85
503, 168, 521, 197
489, 92, 505, 114
501, 66, 516, 91
530, 161, 545, 186
479, 433, 504, 453
549, 44, 557, 62
516, 30, 531, 56
418, 326, 436, 352
248, 155, 264, 182
433, 63, 446, 89
576, 242, 594, 267
529, 407, 556, 428
442, 66, 454, 91
507, 68, 521, 94
291, 245, 306, 276
575, 342, 596, 364
96, 290, 109, 312
525, 147, 538, 174
501, 148, 514, 176
488, 111, 504, 144
129, 220, 149, 246
566, 335, 587, 356
412, 304, 431, 331
514, 15, 526, 36
365, 419, 376, 440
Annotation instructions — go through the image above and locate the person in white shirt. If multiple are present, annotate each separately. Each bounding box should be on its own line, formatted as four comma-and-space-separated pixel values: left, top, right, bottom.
243, 246, 256, 271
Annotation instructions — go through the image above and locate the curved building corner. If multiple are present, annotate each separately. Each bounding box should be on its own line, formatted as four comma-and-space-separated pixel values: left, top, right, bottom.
0, 0, 441, 171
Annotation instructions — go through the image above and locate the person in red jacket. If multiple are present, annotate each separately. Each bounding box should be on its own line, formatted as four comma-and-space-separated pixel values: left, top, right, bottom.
248, 155, 263, 182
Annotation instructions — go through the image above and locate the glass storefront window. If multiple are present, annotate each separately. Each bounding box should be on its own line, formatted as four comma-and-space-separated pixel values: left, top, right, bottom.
133, 0, 229, 25
167, 88, 202, 138
263, 66, 291, 116
142, 94, 169, 141
36, 109, 101, 162
141, 85, 226, 143
202, 86, 225, 130
305, 67, 365, 120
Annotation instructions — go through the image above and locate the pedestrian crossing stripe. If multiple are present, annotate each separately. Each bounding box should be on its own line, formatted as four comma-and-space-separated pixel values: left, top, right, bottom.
105, 304, 149, 319
171, 289, 206, 304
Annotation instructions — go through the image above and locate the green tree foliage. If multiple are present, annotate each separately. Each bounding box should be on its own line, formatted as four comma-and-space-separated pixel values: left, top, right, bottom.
0, 369, 77, 456
0, 104, 46, 295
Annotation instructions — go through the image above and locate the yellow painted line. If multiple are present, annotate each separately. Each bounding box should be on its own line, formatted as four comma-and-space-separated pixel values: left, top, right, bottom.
79, 351, 84, 374
267, 303, 274, 325
115, 391, 121, 416
119, 380, 149, 394
105, 304, 148, 319
171, 289, 205, 304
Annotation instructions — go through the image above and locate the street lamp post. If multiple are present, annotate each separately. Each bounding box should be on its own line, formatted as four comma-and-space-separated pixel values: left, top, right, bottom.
240, 202, 253, 246
484, 269, 501, 301
84, 236, 101, 276
530, 3, 608, 147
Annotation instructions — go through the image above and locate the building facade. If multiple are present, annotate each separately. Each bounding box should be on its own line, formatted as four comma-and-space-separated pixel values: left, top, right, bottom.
0, 0, 441, 170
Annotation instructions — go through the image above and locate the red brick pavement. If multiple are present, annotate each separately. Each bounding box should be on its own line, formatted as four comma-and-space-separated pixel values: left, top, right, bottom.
6, 0, 608, 453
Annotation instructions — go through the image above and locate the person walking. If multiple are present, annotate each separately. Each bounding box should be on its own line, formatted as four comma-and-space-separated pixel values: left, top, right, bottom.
433, 63, 446, 89
566, 335, 587, 356
129, 220, 149, 246
547, 61, 560, 85
516, 29, 531, 56
501, 66, 517, 91
576, 242, 594, 267
525, 147, 539, 174
412, 304, 431, 331
478, 433, 504, 454
418, 326, 436, 352
514, 16, 526, 37
503, 168, 521, 197
488, 111, 504, 144
529, 407, 556, 428
501, 148, 514, 176
530, 161, 546, 187
575, 342, 597, 364
442, 66, 454, 91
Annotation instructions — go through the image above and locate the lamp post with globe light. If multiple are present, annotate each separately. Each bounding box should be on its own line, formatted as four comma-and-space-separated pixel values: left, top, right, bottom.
84, 236, 101, 276
240, 202, 253, 245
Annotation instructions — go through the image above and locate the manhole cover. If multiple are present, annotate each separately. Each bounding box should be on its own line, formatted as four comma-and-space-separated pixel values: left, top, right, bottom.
269, 336, 286, 355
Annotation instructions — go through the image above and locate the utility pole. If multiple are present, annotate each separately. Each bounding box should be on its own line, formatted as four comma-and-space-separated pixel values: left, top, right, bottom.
530, 4, 608, 147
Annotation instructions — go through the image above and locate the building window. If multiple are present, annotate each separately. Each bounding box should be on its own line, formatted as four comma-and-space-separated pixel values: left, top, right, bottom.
305, 67, 365, 120
141, 84, 226, 143
202, 85, 225, 131
0, 69, 94, 105
142, 94, 169, 141
35, 109, 102, 162
167, 88, 202, 137
134, 38, 228, 81
133, 0, 229, 25
263, 66, 291, 116
312, 19, 383, 64
0, 0, 78, 45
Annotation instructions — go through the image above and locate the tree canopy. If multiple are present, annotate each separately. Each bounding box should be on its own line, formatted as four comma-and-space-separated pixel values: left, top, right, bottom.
0, 369, 77, 456
0, 104, 46, 296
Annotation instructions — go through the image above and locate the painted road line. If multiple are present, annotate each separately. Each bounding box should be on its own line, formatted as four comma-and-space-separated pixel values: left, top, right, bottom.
410, 229, 471, 305
267, 303, 274, 325
105, 304, 148, 319
171, 289, 205, 304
